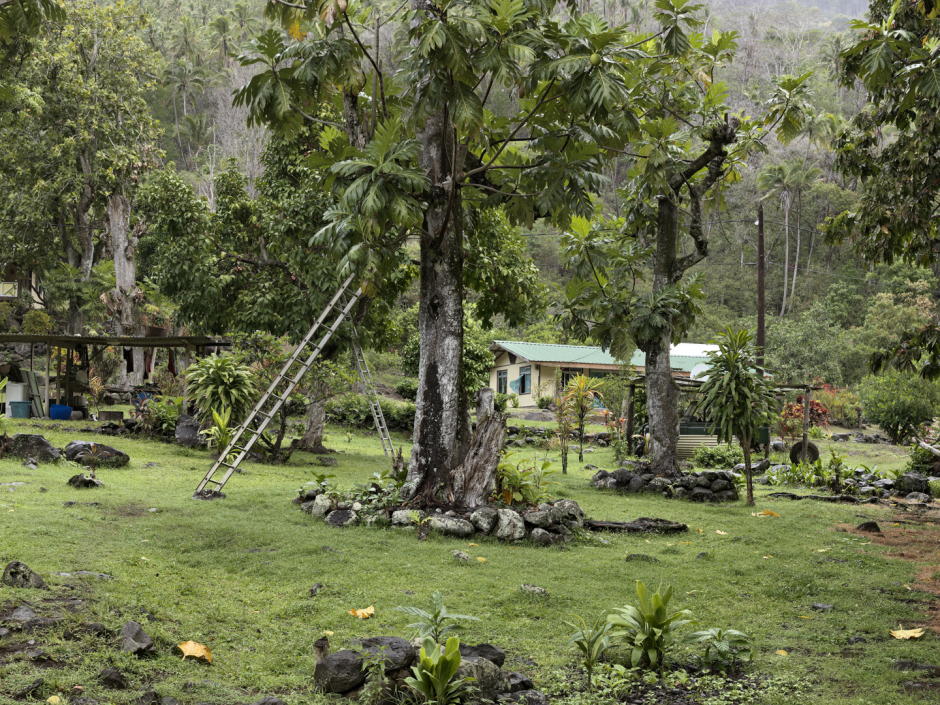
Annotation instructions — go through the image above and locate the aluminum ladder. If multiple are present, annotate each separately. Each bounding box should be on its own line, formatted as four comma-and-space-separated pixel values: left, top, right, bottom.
194, 273, 373, 497
350, 328, 393, 457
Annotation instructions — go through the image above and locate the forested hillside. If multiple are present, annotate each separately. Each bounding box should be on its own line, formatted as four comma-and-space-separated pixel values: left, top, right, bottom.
1, 0, 937, 391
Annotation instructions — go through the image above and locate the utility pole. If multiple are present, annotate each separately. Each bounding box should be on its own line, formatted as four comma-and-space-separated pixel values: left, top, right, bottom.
757, 204, 765, 371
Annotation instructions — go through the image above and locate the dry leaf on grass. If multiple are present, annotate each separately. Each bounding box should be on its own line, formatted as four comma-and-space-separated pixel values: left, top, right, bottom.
349, 605, 375, 619
890, 626, 925, 640
752, 510, 780, 518
716, 530, 727, 535
476, 557, 487, 563
176, 640, 212, 663
775, 650, 788, 656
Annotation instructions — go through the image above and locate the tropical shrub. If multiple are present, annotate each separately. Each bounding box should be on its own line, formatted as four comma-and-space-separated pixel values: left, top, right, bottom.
907, 445, 937, 476
186, 354, 256, 422
145, 395, 184, 436
22, 309, 53, 334
607, 581, 694, 672
537, 395, 553, 410
691, 443, 744, 468
814, 384, 861, 428
684, 628, 752, 672
495, 453, 558, 507
858, 371, 940, 443
404, 636, 474, 705
325, 394, 416, 432
395, 378, 419, 402
494, 392, 510, 413
566, 615, 613, 692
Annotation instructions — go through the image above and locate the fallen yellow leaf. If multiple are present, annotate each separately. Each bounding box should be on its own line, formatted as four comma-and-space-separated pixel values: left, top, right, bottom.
817, 549, 829, 552
716, 530, 727, 535
697, 528, 703, 533
468, 543, 479, 547
176, 640, 212, 664
47, 698, 62, 705
799, 616, 813, 620
890, 626, 925, 640
349, 605, 375, 619
476, 557, 487, 563
763, 555, 773, 559
775, 650, 788, 656
322, 630, 334, 636
752, 510, 780, 518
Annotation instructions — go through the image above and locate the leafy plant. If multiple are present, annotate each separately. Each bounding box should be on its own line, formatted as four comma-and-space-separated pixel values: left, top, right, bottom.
22, 309, 52, 335
404, 636, 474, 705
691, 444, 744, 469
395, 378, 419, 402
554, 380, 576, 474
146, 395, 184, 436
200, 407, 235, 461
607, 581, 695, 674
564, 375, 604, 463
509, 393, 520, 409
494, 393, 510, 413
395, 591, 480, 643
495, 453, 558, 506
858, 370, 940, 443
565, 615, 613, 692
186, 354, 256, 423
684, 628, 752, 672
537, 396, 553, 410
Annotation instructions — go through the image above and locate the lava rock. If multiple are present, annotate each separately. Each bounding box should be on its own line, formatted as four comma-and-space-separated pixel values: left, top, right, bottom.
811, 602, 834, 612
647, 477, 672, 494
500, 690, 549, 705
121, 620, 155, 656
518, 585, 549, 600
67, 473, 104, 489
64, 441, 130, 468
99, 667, 129, 689
713, 490, 739, 502
451, 550, 471, 562
356, 636, 416, 671
893, 660, 940, 676
553, 499, 584, 528
325, 509, 358, 527
175, 415, 203, 448
496, 509, 526, 540
897, 472, 929, 494
522, 509, 553, 529
507, 672, 534, 692
856, 521, 881, 533
847, 636, 868, 645
627, 475, 646, 493
528, 528, 554, 546
454, 655, 511, 700
689, 486, 714, 502
471, 506, 499, 533
625, 554, 659, 563
7, 434, 61, 462
2, 560, 48, 590
429, 515, 475, 537
906, 492, 931, 503
305, 494, 333, 518
314, 650, 368, 692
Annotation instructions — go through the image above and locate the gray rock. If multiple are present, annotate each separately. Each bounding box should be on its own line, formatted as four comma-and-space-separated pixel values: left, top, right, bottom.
10, 605, 37, 620
518, 584, 549, 599
355, 636, 415, 671
523, 510, 553, 529
906, 492, 931, 503
590, 469, 611, 487
22, 458, 38, 470
627, 475, 646, 493
831, 433, 850, 442
175, 415, 203, 448
898, 472, 929, 494
23, 617, 61, 633
121, 620, 155, 656
553, 499, 584, 528
471, 506, 499, 533
99, 667, 128, 689
507, 672, 534, 692
314, 650, 368, 693
500, 690, 549, 705
325, 510, 358, 527
2, 561, 48, 590
647, 477, 671, 494
673, 487, 688, 499
363, 514, 387, 528
452, 549, 472, 562
454, 656, 511, 700
711, 479, 732, 493
625, 554, 659, 563
7, 434, 60, 462
873, 479, 894, 490
593, 476, 618, 490
64, 441, 130, 468
770, 440, 787, 453
695, 475, 712, 488
689, 486, 714, 502
848, 636, 868, 645
308, 494, 333, 518
496, 509, 526, 540
811, 603, 833, 612
713, 490, 739, 502
856, 521, 880, 533
529, 528, 554, 546
430, 515, 475, 537
67, 473, 104, 489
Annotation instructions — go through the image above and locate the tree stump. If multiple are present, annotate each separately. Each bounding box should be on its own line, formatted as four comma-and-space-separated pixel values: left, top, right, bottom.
476, 387, 495, 424
452, 410, 506, 509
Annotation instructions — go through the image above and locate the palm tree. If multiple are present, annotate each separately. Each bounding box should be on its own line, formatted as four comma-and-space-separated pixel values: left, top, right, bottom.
209, 15, 235, 68
230, 1, 260, 42
180, 113, 214, 162
170, 60, 207, 116
757, 163, 794, 316
169, 16, 206, 64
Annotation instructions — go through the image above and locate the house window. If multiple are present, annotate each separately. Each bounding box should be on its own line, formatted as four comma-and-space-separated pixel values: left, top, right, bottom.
519, 366, 531, 395
561, 367, 583, 387
497, 370, 507, 395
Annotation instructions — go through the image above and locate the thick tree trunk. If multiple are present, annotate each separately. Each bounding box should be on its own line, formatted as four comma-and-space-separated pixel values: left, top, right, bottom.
107, 193, 144, 386
452, 410, 506, 509
298, 397, 330, 453
404, 100, 471, 506
780, 199, 790, 316
742, 432, 754, 506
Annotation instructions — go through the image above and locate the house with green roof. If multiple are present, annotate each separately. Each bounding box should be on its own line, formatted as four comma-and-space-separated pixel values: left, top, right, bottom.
488, 340, 717, 407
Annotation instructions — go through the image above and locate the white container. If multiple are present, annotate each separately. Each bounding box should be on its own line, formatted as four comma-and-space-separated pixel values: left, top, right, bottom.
5, 382, 27, 418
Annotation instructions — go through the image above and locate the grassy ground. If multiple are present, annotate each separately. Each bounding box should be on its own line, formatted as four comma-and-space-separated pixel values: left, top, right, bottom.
0, 418, 938, 704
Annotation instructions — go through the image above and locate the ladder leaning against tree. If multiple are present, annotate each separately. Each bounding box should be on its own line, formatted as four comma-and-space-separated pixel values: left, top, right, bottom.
192, 273, 393, 499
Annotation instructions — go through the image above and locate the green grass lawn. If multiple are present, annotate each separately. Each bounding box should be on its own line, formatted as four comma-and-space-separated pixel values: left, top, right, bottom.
0, 418, 938, 704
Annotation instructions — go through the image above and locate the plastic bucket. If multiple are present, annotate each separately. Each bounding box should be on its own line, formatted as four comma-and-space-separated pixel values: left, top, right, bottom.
50, 404, 72, 420
9, 401, 31, 418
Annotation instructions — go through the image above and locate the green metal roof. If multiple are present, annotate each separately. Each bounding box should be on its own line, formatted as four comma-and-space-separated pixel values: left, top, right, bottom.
491, 341, 712, 373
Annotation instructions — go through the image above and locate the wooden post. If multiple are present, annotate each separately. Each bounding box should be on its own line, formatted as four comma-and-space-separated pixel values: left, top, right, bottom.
55, 347, 62, 405
44, 339, 50, 417
625, 383, 635, 447
182, 345, 191, 412
65, 348, 72, 408
801, 387, 811, 464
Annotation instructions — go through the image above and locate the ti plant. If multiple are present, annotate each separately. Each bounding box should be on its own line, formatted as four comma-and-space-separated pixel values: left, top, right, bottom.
404, 636, 474, 705
607, 581, 695, 675
565, 614, 613, 693
395, 591, 480, 643
199, 407, 236, 462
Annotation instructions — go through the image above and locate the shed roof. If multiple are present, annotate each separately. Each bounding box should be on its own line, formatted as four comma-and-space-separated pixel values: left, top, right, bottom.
0, 334, 229, 349
490, 340, 717, 374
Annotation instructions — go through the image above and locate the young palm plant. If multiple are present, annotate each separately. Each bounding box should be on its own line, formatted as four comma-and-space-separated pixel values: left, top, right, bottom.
395, 591, 480, 642
692, 328, 777, 506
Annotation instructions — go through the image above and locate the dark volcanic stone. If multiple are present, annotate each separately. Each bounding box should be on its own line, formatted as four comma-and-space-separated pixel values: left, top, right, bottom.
325, 509, 358, 527
689, 486, 714, 502
67, 473, 104, 488
175, 415, 203, 448
856, 521, 881, 533
99, 667, 129, 689
355, 636, 416, 670
459, 643, 506, 668
7, 434, 60, 462
625, 554, 659, 563
314, 650, 367, 693
64, 441, 130, 468
848, 636, 868, 645
507, 671, 534, 692
2, 560, 48, 589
